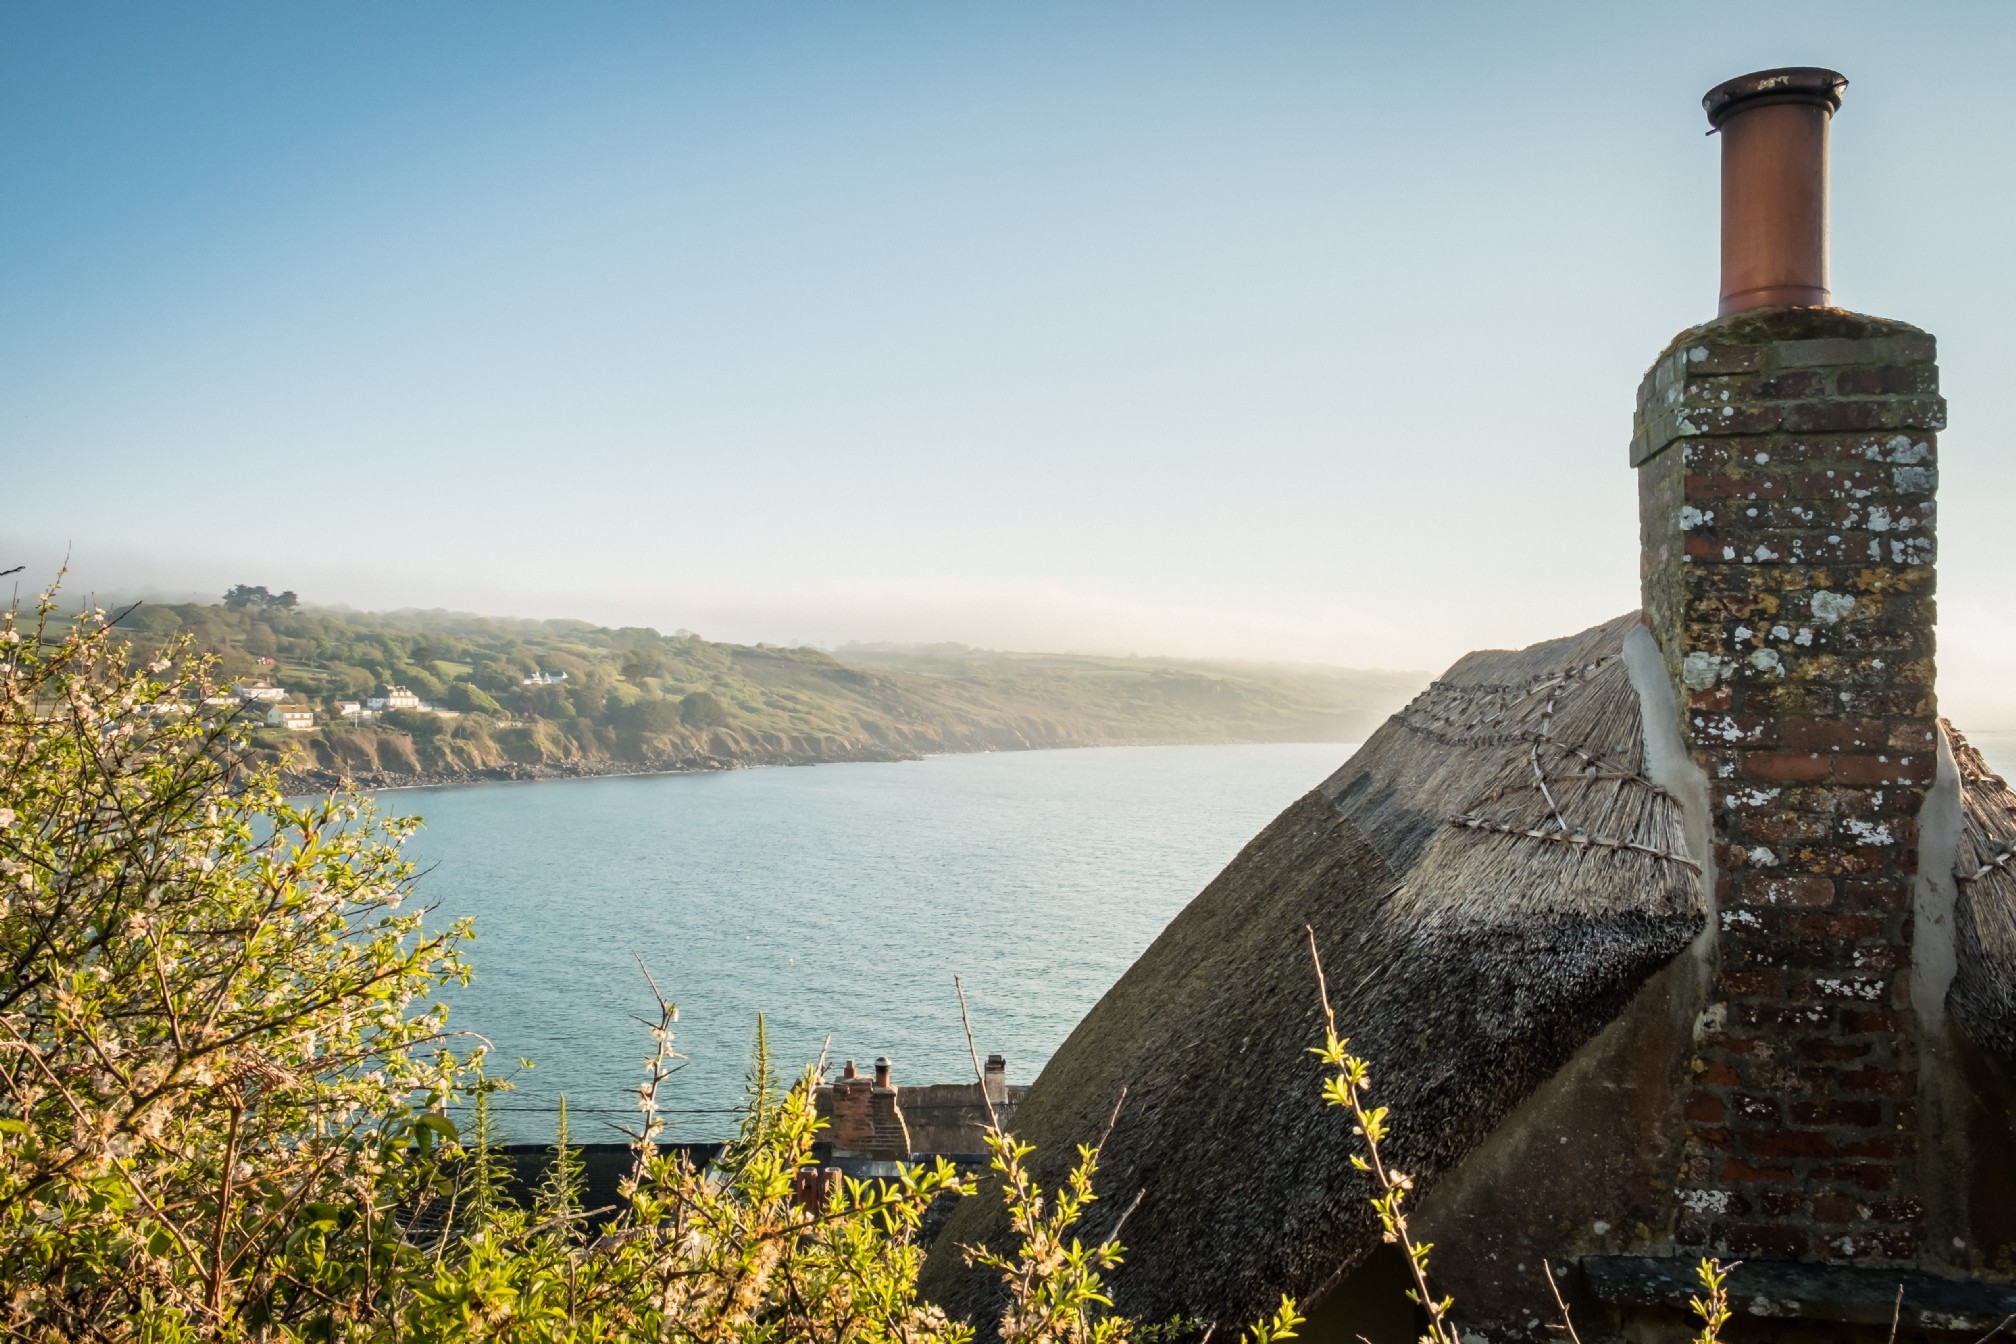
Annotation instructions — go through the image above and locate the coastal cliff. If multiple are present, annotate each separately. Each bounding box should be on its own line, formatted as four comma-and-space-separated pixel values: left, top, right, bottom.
107, 602, 1422, 792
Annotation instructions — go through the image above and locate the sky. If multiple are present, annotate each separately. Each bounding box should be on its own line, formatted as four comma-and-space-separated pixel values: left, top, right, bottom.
5, 2, 2015, 724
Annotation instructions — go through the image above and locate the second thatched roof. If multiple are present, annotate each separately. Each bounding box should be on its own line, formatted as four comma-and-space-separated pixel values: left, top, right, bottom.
920, 612, 1705, 1330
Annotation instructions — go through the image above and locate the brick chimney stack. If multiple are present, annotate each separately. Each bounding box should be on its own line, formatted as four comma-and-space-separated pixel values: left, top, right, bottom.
868, 1057, 911, 1160
1637, 67, 1947, 1265
983, 1054, 1008, 1106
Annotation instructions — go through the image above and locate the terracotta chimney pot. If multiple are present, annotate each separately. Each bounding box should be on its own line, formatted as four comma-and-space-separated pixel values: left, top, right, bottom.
1703, 66, 1847, 315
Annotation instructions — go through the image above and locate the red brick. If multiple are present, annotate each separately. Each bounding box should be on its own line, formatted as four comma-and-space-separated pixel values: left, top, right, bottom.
1734, 1095, 1781, 1122
1834, 365, 1938, 397
1737, 874, 1836, 909
1685, 472, 1782, 502
1788, 1035, 1875, 1063
1690, 685, 1735, 711
1740, 750, 1833, 782
1838, 881, 1911, 914
1686, 534, 1733, 562
1886, 721, 1937, 753
1759, 1189, 1805, 1217
1698, 1062, 1741, 1088
1868, 1197, 1924, 1224
1780, 718, 1885, 752
1839, 1070, 1910, 1096
1833, 753, 1935, 786
1841, 1009, 1906, 1034
1791, 1100, 1883, 1128
1725, 1223, 1812, 1258
1685, 1095, 1728, 1124
1811, 1193, 1861, 1223
1720, 969, 1784, 997
1720, 1158, 1794, 1184
1847, 946, 1909, 973
1812, 1163, 1896, 1191
1744, 1130, 1837, 1159
1739, 812, 1837, 844
1787, 912, 1884, 939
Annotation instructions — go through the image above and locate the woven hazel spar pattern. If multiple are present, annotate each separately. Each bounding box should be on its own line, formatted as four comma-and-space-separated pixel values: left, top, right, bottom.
1415, 656, 1702, 874
1325, 616, 1701, 935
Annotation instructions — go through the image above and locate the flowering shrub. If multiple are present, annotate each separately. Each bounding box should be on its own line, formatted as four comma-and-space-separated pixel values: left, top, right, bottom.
0, 587, 1301, 1344
0, 585, 476, 1338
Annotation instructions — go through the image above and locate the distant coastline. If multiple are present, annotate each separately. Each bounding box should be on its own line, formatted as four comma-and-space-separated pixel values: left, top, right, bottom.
110, 597, 1422, 797
278, 732, 1357, 795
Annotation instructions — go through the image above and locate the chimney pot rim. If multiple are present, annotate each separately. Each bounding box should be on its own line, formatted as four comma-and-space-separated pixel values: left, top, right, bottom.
1703, 66, 1847, 129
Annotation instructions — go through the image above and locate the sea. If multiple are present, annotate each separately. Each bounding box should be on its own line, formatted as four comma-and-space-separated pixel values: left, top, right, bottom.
392, 742, 1351, 1144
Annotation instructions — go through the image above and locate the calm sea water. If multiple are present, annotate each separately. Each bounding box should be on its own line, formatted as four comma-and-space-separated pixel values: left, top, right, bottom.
392, 743, 1350, 1143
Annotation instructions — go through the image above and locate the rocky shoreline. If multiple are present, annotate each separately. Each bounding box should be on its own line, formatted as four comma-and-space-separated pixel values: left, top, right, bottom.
274, 733, 1343, 796
277, 742, 927, 795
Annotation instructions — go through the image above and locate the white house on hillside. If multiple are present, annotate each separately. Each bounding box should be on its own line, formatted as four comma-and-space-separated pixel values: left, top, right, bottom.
367, 686, 421, 711
234, 681, 287, 703
267, 705, 315, 731
522, 670, 568, 686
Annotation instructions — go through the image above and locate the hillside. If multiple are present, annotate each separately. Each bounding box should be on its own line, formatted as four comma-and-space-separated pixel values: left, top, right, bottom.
107, 599, 1426, 791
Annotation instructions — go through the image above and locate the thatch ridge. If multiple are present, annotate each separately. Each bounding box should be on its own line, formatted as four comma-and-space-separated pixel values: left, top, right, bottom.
1949, 724, 2016, 1058
921, 614, 1703, 1331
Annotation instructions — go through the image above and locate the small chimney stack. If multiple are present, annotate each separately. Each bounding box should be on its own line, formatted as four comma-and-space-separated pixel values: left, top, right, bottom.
983, 1054, 1007, 1105
1705, 67, 1847, 315
867, 1057, 910, 1160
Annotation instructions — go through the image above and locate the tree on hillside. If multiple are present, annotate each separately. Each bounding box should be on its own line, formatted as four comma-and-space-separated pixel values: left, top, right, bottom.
681, 689, 729, 728
443, 682, 501, 715
222, 584, 298, 611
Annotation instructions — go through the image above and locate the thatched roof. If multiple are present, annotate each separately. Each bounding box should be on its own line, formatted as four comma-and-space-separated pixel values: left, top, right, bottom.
1950, 727, 2016, 1058
921, 613, 1705, 1330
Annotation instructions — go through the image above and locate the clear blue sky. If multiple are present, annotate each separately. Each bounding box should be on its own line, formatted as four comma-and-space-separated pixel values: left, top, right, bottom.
6, 2, 2014, 723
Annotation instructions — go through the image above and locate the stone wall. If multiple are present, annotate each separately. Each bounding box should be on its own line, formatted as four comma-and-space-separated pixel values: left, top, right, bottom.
1633, 306, 1945, 1264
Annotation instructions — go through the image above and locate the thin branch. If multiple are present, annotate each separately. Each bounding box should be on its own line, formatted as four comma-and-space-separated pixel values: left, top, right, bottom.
952, 974, 998, 1136
1543, 1260, 1583, 1344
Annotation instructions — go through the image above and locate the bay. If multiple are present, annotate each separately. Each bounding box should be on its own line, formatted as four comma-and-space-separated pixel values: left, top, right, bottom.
393, 742, 1350, 1143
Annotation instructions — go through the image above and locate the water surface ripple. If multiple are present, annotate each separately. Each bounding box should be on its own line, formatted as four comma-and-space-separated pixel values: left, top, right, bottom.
395, 743, 1348, 1142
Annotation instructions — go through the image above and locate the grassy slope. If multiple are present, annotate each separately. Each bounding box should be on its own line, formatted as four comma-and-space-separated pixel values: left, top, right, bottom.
110, 603, 1425, 788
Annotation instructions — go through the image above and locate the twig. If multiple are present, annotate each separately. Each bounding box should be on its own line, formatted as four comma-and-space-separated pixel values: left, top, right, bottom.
952, 974, 998, 1135
1543, 1260, 1583, 1343
1974, 1310, 2016, 1343
1096, 1084, 1129, 1152
1306, 923, 1459, 1344
1889, 1282, 1904, 1344
1109, 1187, 1146, 1242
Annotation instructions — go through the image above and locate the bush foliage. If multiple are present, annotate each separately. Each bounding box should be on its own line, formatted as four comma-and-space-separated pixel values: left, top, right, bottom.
0, 589, 1308, 1343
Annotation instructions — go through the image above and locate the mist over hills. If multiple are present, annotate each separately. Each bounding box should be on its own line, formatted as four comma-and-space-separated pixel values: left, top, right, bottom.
100, 597, 1426, 791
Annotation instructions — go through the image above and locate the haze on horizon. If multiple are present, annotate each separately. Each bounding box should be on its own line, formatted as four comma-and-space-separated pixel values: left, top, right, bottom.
6, 3, 2015, 723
